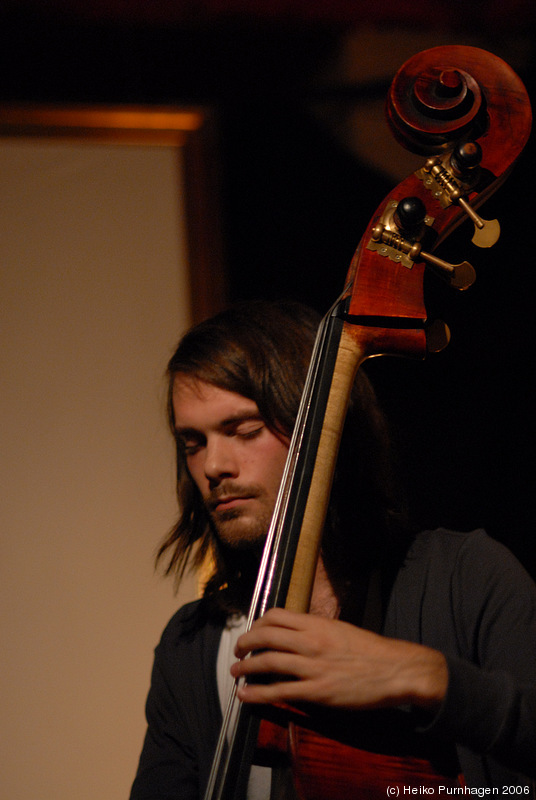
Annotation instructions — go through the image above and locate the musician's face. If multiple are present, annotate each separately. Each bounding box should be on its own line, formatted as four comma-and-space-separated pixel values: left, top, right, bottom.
172, 376, 289, 549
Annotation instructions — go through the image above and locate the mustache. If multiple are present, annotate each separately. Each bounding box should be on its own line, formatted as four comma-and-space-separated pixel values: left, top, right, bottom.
205, 482, 263, 511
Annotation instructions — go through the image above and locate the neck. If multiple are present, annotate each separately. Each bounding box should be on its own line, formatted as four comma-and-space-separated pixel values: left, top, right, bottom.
309, 558, 340, 618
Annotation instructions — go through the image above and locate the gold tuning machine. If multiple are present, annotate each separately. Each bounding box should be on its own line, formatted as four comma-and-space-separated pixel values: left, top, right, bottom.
368, 199, 476, 291
418, 142, 500, 248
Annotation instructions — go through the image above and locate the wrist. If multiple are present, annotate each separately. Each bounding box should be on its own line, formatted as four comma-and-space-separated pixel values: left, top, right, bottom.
406, 647, 448, 712
390, 643, 448, 712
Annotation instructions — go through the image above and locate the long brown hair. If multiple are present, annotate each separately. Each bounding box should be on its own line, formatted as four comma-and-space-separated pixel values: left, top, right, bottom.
157, 300, 409, 617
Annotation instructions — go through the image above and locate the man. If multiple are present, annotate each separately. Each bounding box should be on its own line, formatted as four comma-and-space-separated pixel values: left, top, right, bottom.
130, 301, 536, 799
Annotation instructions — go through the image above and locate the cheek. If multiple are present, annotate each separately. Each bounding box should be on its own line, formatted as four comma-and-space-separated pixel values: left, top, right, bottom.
185, 457, 208, 493
258, 441, 288, 489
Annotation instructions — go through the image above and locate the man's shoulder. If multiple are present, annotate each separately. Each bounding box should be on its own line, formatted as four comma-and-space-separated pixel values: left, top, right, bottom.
402, 527, 534, 592
161, 597, 203, 629
157, 598, 223, 652
407, 527, 495, 564
392, 528, 484, 595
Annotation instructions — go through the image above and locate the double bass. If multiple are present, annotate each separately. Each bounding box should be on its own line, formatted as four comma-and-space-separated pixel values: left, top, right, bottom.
204, 45, 532, 800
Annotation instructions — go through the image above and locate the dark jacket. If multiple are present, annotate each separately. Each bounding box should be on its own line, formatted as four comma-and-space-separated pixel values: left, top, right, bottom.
131, 529, 536, 798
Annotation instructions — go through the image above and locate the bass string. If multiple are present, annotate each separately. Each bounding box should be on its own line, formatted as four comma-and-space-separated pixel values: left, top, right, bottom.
203, 296, 346, 800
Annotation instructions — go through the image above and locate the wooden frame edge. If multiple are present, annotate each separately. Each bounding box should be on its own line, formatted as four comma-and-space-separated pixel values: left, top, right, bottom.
0, 104, 228, 324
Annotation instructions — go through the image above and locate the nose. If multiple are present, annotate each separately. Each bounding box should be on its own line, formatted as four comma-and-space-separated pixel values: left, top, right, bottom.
203, 435, 239, 485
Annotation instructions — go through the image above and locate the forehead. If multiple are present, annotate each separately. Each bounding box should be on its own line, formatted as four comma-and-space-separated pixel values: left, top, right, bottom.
172, 376, 259, 427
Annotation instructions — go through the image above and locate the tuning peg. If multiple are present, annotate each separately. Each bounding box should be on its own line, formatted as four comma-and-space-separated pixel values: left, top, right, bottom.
426, 319, 451, 353
370, 223, 476, 290
450, 141, 483, 173
393, 196, 427, 233
419, 151, 500, 248
455, 197, 500, 248
418, 248, 476, 290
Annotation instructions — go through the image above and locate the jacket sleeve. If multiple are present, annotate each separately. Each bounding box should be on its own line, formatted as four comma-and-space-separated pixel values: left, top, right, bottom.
421, 531, 536, 778
129, 603, 222, 800
130, 653, 199, 800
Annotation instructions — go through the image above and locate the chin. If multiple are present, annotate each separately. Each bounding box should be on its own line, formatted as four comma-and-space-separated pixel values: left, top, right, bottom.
214, 516, 268, 552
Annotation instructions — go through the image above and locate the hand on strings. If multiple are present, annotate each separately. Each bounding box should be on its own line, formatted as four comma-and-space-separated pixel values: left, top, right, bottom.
231, 607, 447, 713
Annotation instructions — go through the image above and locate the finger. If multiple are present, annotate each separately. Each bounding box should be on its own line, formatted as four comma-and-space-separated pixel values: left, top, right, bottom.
231, 650, 308, 680
234, 624, 320, 659
237, 679, 308, 705
235, 669, 336, 707
234, 627, 298, 658
255, 607, 314, 631
235, 608, 329, 659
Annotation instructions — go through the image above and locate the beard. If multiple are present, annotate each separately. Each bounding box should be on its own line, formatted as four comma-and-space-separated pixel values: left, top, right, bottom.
211, 507, 269, 549
205, 481, 273, 550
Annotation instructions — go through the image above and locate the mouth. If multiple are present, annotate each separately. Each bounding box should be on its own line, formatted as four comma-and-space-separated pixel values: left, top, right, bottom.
212, 495, 253, 512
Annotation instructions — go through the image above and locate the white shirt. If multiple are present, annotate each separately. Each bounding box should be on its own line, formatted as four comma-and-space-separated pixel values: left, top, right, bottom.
216, 615, 272, 800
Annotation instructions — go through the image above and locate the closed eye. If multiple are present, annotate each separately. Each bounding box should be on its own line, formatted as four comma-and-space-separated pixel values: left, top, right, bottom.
176, 432, 204, 456
175, 414, 266, 455
228, 419, 265, 440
